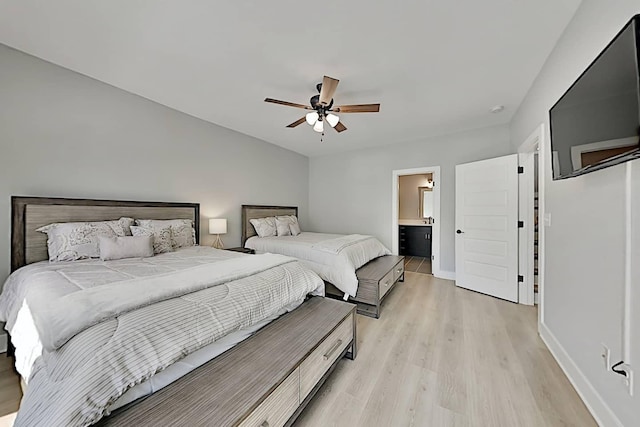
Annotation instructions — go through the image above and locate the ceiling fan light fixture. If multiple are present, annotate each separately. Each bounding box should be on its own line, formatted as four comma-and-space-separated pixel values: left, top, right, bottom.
326, 113, 340, 128
305, 111, 319, 125
313, 119, 324, 133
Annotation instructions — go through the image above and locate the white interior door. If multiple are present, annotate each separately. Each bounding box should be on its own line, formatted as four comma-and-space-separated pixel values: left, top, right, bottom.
455, 154, 519, 302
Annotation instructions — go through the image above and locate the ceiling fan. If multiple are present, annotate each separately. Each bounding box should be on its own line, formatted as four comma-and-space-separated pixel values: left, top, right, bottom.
265, 76, 380, 134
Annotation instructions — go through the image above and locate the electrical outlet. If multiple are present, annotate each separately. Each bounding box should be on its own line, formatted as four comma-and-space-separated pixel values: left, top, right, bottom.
601, 344, 611, 371
624, 366, 634, 397
613, 362, 634, 396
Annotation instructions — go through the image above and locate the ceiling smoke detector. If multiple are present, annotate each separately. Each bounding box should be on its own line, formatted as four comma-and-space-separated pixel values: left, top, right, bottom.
490, 105, 505, 114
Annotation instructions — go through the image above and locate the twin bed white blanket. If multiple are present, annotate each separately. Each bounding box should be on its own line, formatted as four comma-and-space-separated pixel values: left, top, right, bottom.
245, 232, 391, 297
0, 247, 324, 427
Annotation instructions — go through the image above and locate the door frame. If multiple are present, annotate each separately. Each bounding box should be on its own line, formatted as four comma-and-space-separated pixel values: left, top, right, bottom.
391, 166, 442, 279
518, 124, 545, 316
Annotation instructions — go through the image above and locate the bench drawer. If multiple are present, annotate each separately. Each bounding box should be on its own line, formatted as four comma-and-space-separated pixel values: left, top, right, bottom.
378, 269, 395, 299
393, 260, 404, 283
238, 368, 300, 427
299, 313, 353, 400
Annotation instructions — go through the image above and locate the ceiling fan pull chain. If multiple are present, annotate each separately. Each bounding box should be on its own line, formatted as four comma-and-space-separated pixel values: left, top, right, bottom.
320, 132, 324, 143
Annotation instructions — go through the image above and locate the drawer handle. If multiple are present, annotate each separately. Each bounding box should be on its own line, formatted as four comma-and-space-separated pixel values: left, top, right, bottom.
261, 421, 269, 427
323, 339, 343, 360
385, 280, 390, 286
396, 268, 402, 273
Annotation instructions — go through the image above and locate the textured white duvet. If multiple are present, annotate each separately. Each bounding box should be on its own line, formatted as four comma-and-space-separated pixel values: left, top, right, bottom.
245, 232, 391, 297
0, 247, 324, 427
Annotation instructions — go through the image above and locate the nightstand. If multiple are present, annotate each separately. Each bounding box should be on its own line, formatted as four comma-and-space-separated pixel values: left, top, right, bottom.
225, 247, 255, 254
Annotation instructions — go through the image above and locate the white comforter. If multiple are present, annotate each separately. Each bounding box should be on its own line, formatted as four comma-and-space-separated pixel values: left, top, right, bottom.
245, 232, 391, 297
0, 247, 324, 427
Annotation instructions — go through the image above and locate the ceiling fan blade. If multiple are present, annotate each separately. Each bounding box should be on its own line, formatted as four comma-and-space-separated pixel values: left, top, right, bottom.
286, 117, 307, 128
319, 76, 339, 106
265, 98, 312, 110
333, 121, 347, 133
333, 103, 380, 113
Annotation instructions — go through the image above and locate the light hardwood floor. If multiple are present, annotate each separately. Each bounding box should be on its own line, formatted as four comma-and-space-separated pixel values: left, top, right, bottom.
404, 257, 432, 274
293, 272, 596, 427
0, 272, 595, 427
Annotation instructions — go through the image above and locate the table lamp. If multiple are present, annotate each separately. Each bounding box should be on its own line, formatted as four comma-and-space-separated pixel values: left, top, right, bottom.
209, 218, 227, 249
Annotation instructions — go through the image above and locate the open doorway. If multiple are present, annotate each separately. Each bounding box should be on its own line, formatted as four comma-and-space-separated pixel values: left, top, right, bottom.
518, 124, 545, 308
392, 167, 442, 278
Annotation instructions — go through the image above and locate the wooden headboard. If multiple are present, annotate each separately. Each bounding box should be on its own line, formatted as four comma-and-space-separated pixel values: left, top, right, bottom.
11, 196, 200, 272
241, 205, 298, 246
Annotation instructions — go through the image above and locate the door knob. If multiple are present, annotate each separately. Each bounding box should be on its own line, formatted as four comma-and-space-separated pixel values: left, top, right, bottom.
456, 229, 464, 234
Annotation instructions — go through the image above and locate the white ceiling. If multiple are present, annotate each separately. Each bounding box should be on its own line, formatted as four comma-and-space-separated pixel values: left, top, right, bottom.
0, 1, 581, 157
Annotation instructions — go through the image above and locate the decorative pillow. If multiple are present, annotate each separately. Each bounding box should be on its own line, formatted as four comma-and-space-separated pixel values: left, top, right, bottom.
130, 225, 173, 254
135, 219, 195, 249
275, 217, 292, 237
250, 217, 277, 238
290, 221, 301, 236
36, 217, 135, 262
275, 215, 300, 236
98, 236, 154, 261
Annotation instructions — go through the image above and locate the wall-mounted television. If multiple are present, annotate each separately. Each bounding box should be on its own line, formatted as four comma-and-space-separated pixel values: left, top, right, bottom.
550, 15, 640, 180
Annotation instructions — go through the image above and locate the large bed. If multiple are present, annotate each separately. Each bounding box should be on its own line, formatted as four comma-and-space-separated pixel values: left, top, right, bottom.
1, 196, 356, 427
242, 205, 404, 318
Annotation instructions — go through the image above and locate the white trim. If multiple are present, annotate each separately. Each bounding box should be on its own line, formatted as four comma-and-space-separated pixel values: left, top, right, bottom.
392, 166, 442, 278
539, 323, 623, 427
623, 161, 632, 361
437, 270, 456, 281
0, 332, 6, 354
519, 124, 546, 326
518, 125, 544, 306
570, 136, 638, 171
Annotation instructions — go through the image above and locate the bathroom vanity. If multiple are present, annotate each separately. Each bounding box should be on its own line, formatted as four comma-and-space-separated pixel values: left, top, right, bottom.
398, 221, 432, 258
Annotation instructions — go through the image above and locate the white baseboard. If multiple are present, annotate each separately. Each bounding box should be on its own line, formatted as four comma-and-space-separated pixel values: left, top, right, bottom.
0, 332, 7, 354
436, 270, 456, 281
539, 322, 622, 427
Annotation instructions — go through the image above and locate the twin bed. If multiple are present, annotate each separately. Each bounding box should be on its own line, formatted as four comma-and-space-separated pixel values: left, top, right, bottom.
2, 197, 358, 427
242, 205, 404, 317
1, 197, 397, 426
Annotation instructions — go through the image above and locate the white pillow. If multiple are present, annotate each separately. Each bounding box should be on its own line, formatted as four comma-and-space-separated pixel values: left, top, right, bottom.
250, 217, 277, 238
135, 219, 195, 249
36, 217, 135, 262
98, 236, 154, 261
275, 215, 300, 236
130, 225, 173, 254
290, 221, 301, 236
275, 217, 292, 237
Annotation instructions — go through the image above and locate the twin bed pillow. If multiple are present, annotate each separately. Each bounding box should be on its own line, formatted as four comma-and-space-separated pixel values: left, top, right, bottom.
37, 217, 197, 262
36, 217, 136, 262
251, 215, 301, 237
134, 219, 196, 254
98, 236, 154, 261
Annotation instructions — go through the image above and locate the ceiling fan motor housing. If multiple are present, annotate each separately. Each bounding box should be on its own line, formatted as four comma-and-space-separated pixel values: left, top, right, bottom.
310, 94, 333, 111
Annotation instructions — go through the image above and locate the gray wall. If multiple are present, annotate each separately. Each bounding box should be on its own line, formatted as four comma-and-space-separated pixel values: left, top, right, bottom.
0, 45, 309, 286
510, 1, 640, 424
308, 125, 513, 274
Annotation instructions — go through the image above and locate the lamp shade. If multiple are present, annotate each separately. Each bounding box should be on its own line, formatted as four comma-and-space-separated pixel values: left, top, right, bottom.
325, 113, 340, 128
209, 218, 227, 234
313, 119, 324, 133
305, 111, 319, 125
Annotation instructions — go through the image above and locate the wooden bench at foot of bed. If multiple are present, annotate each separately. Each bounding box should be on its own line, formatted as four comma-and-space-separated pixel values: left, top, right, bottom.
99, 297, 356, 427
325, 255, 405, 319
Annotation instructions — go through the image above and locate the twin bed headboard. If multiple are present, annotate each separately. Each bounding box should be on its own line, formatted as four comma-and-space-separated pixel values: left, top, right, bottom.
241, 205, 298, 246
11, 196, 200, 272
11, 199, 298, 271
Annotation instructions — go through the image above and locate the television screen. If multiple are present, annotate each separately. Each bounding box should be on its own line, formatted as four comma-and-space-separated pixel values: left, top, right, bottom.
550, 16, 640, 180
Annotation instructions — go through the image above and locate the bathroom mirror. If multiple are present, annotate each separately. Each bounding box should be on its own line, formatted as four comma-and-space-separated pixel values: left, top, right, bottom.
419, 187, 434, 219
